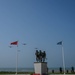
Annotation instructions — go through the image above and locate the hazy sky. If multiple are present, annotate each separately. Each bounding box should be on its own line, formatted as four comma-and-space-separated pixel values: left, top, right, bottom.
0, 0, 75, 68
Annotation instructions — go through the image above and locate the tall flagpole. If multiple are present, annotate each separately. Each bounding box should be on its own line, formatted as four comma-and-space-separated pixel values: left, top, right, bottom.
16, 43, 18, 75
62, 42, 65, 75
10, 41, 18, 75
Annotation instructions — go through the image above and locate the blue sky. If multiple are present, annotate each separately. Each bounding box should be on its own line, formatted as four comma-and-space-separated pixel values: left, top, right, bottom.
0, 0, 75, 68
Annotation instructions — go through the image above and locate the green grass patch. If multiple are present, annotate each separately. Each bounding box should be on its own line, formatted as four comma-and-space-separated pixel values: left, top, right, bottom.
0, 71, 34, 74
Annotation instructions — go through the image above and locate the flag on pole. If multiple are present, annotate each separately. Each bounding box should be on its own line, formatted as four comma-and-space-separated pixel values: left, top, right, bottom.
10, 41, 18, 75
10, 41, 18, 45
22, 43, 26, 45
57, 41, 62, 45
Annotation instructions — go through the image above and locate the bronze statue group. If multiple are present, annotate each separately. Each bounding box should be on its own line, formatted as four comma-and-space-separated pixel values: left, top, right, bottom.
35, 50, 46, 62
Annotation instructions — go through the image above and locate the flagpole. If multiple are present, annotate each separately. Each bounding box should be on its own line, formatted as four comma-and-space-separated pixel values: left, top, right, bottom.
10, 41, 18, 75
16, 44, 18, 75
62, 42, 65, 75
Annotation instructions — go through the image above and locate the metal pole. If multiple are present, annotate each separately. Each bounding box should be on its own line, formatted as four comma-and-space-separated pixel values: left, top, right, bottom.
62, 42, 65, 75
16, 46, 18, 75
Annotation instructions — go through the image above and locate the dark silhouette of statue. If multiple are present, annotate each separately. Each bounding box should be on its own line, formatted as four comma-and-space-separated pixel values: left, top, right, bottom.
42, 51, 46, 62
35, 50, 46, 62
39, 50, 42, 62
35, 50, 39, 62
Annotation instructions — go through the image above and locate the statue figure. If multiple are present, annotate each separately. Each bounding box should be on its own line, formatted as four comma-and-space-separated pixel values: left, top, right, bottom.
42, 51, 46, 62
35, 50, 39, 62
39, 50, 42, 62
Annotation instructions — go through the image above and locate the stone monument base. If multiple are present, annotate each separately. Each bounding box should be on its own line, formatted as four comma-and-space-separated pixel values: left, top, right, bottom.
34, 62, 48, 75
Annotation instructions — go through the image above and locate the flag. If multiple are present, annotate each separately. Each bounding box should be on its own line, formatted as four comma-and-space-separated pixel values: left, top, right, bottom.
22, 43, 26, 45
10, 41, 18, 45
57, 41, 62, 45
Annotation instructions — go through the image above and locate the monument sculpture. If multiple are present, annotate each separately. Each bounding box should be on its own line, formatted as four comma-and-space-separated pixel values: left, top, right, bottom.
35, 50, 46, 62
34, 50, 48, 75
